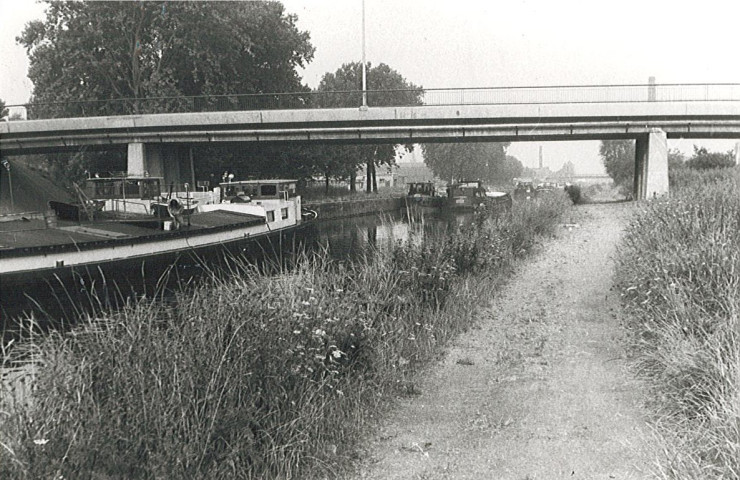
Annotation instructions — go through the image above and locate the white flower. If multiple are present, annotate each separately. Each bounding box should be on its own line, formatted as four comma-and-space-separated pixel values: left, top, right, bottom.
33, 438, 49, 446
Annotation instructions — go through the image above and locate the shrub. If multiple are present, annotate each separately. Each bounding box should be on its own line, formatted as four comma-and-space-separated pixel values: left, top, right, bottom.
1, 192, 571, 479
615, 167, 740, 479
564, 184, 582, 204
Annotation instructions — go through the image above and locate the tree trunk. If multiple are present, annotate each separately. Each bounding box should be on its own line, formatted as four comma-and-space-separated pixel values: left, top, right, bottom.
366, 161, 372, 193
325, 172, 330, 194
349, 171, 356, 192
371, 163, 377, 192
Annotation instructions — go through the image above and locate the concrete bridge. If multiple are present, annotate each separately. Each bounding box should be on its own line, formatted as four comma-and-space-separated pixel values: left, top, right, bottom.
2, 84, 740, 199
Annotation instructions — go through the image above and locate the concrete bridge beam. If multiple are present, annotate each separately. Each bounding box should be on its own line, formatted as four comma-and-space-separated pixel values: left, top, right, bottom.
634, 129, 668, 200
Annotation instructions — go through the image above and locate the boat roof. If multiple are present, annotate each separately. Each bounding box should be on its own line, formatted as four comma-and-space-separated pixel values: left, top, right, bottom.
220, 179, 297, 185
86, 176, 164, 182
0, 210, 264, 255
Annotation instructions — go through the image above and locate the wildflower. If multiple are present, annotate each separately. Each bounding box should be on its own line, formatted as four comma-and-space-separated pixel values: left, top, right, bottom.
33, 438, 49, 446
313, 328, 326, 337
331, 349, 343, 359
301, 301, 311, 306
293, 330, 301, 335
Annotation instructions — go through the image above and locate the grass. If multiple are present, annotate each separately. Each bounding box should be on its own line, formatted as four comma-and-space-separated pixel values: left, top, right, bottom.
1, 193, 571, 479
615, 167, 740, 479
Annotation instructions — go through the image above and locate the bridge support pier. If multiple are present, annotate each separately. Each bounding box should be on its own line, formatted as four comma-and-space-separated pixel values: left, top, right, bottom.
634, 128, 668, 200
127, 143, 192, 188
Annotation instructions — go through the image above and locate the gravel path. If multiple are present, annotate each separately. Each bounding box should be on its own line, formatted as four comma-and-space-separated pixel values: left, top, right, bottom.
354, 203, 656, 480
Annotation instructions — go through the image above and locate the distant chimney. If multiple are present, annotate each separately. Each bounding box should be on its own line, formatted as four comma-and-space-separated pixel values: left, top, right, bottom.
538, 146, 543, 169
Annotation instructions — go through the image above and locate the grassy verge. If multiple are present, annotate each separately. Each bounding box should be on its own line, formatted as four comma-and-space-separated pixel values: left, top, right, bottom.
615, 167, 740, 479
1, 194, 570, 479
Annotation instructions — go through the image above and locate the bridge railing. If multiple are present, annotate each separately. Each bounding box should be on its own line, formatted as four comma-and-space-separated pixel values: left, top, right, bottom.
6, 83, 740, 120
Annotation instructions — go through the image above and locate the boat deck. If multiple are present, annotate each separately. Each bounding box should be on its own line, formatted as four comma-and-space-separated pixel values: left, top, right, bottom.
0, 210, 264, 251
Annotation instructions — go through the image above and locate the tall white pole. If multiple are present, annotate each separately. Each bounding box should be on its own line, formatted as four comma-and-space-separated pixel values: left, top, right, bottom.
361, 0, 368, 110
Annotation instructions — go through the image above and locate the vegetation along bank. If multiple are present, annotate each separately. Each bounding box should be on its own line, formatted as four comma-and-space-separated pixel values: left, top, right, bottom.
0, 193, 571, 479
615, 167, 740, 479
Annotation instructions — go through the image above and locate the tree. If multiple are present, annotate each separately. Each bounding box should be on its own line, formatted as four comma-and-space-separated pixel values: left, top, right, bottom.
422, 142, 517, 184
668, 148, 686, 170
0, 98, 7, 119
16, 1, 315, 185
554, 160, 576, 178
17, 1, 315, 118
686, 146, 736, 169
315, 62, 423, 192
600, 140, 634, 190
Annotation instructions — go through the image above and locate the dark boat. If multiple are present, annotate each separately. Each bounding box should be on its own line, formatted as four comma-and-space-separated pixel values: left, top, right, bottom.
446, 180, 511, 212
406, 182, 444, 207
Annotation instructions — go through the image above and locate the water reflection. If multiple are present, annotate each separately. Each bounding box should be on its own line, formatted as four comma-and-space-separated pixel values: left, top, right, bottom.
303, 208, 472, 260
1, 207, 472, 334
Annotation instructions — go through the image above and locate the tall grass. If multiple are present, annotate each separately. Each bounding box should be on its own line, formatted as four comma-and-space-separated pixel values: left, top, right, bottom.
1, 194, 570, 479
616, 167, 740, 479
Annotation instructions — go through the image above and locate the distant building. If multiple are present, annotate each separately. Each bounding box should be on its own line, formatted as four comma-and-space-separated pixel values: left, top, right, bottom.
394, 162, 438, 185
352, 162, 442, 190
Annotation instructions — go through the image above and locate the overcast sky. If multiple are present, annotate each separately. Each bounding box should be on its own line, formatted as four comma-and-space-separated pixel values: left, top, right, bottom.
2, 0, 739, 173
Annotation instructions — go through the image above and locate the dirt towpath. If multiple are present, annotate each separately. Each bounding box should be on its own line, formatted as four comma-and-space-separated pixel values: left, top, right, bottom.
354, 203, 656, 480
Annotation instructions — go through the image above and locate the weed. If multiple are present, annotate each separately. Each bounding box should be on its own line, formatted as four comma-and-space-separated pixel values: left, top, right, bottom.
0, 191, 571, 479
616, 167, 740, 479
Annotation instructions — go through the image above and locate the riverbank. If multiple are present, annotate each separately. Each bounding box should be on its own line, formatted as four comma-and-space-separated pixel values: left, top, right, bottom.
0, 194, 571, 479
614, 168, 740, 478
304, 196, 404, 220
354, 203, 657, 479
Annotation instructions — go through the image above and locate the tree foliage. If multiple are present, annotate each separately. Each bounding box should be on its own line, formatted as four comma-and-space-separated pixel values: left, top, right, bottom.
17, 1, 315, 117
686, 146, 736, 170
313, 62, 423, 192
668, 148, 686, 170
422, 142, 519, 184
0, 98, 7, 119
600, 140, 635, 189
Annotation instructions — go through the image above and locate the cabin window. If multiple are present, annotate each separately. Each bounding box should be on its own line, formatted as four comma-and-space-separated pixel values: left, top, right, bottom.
266, 210, 275, 222
260, 184, 277, 197
141, 180, 160, 199
94, 181, 116, 197
281, 207, 289, 220
124, 180, 139, 197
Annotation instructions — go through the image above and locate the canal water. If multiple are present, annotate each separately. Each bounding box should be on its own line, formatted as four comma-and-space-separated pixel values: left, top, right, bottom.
1, 207, 472, 334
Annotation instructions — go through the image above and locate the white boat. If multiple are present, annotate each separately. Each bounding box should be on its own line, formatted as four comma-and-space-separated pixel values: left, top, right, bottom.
0, 178, 309, 292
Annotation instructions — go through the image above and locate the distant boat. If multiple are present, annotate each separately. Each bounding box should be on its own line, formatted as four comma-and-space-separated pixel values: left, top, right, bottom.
405, 181, 444, 207
445, 180, 512, 211
0, 177, 311, 292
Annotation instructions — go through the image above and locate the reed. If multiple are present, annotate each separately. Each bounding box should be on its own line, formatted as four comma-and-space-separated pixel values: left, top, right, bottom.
615, 167, 740, 479
1, 193, 570, 479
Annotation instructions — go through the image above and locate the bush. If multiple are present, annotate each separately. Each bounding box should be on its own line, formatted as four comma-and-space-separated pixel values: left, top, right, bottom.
615, 167, 740, 479
564, 184, 582, 204
1, 192, 571, 479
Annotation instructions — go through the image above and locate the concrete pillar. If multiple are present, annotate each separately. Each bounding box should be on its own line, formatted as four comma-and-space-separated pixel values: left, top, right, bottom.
127, 142, 164, 178
634, 129, 668, 200
127, 142, 147, 176
126, 142, 189, 192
